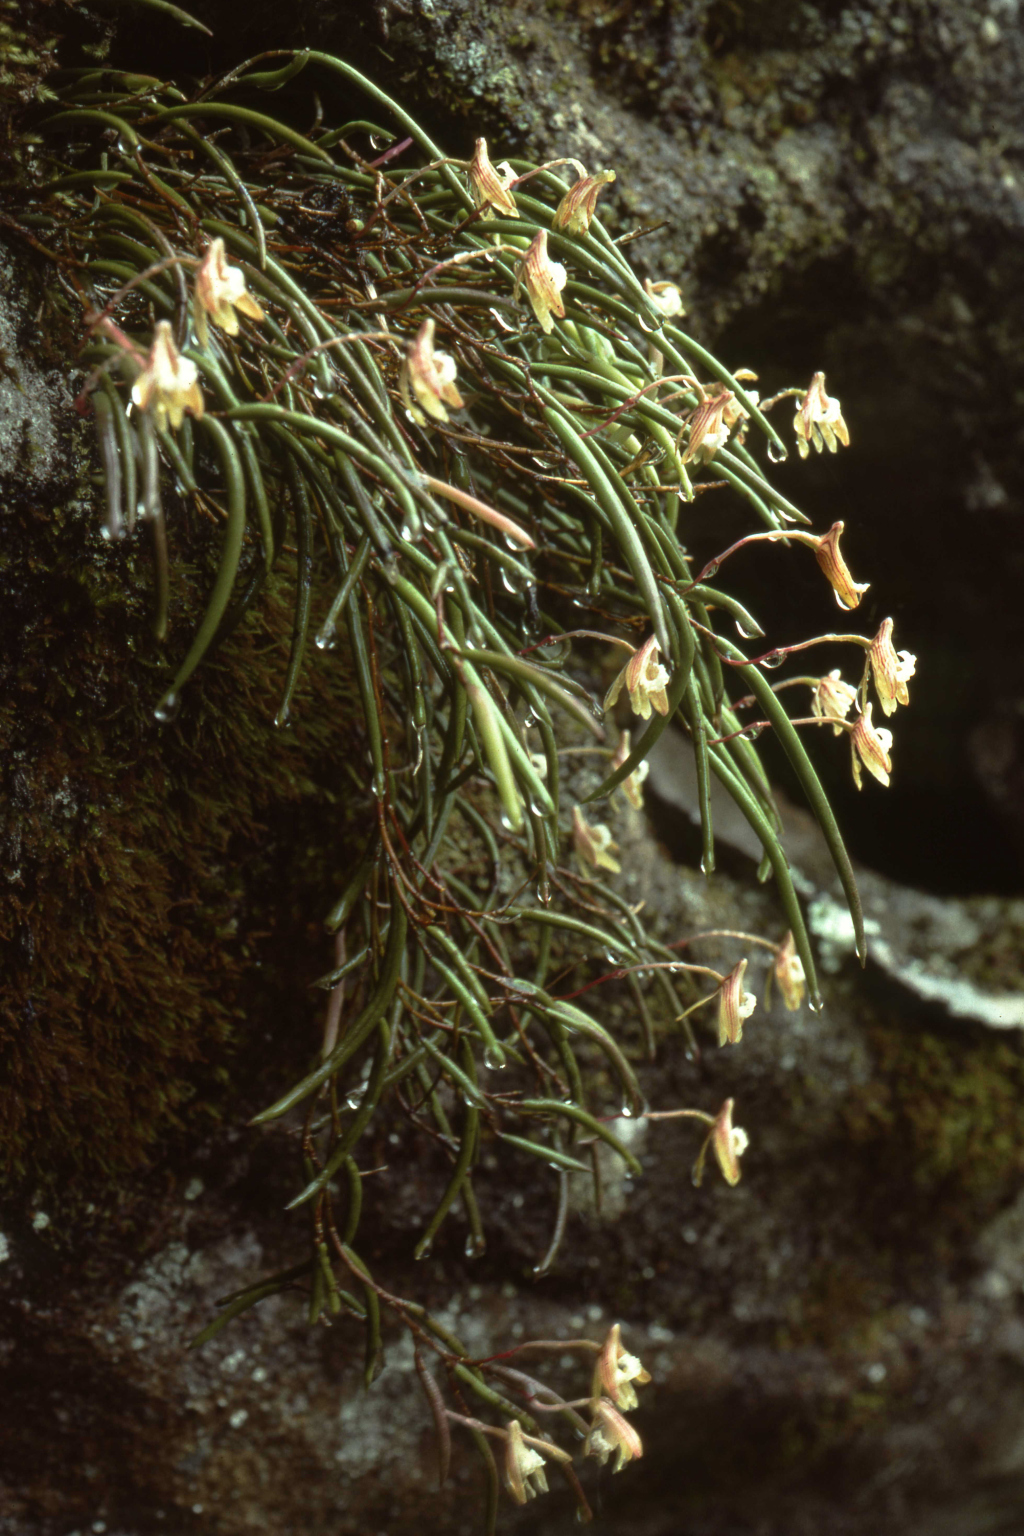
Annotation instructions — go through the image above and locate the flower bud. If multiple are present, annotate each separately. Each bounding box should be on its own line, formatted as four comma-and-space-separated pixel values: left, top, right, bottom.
814, 521, 869, 610
513, 229, 567, 334
868, 617, 916, 716
398, 318, 464, 425
131, 320, 204, 431
553, 168, 616, 234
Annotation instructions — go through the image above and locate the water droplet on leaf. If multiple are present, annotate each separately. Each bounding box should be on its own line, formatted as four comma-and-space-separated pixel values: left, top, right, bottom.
154, 691, 180, 724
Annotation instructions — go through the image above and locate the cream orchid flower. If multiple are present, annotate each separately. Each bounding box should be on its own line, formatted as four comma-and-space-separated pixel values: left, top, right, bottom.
850, 704, 893, 789
572, 806, 621, 874
604, 635, 670, 721
398, 318, 464, 425
593, 1324, 652, 1412
585, 1399, 643, 1473
811, 669, 858, 735
717, 958, 757, 1046
868, 617, 916, 716
131, 321, 204, 431
794, 371, 849, 458
193, 238, 264, 348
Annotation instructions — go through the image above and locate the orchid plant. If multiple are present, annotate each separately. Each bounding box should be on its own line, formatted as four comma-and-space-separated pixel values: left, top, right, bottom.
15, 33, 916, 1526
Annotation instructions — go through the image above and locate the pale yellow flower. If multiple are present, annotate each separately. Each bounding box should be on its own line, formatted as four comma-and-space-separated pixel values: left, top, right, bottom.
692, 1098, 749, 1187
604, 635, 670, 721
513, 229, 567, 334
572, 806, 621, 874
585, 1399, 643, 1473
814, 521, 869, 610
131, 320, 204, 431
503, 1421, 549, 1505
810, 669, 858, 736
611, 730, 649, 809
553, 169, 616, 234
717, 958, 757, 1046
682, 390, 736, 464
398, 318, 464, 426
193, 238, 264, 348
850, 704, 893, 790
711, 1098, 748, 1186
467, 138, 519, 219
794, 371, 849, 458
868, 617, 916, 716
773, 931, 806, 1011
593, 1324, 651, 1412
643, 276, 685, 320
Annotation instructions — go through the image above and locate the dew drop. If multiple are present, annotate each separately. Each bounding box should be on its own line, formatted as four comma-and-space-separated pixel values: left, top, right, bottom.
703, 561, 720, 580
314, 628, 337, 652
808, 993, 825, 1015
274, 705, 291, 729
415, 1240, 432, 1261
767, 439, 788, 464
636, 310, 659, 334
154, 691, 180, 724
483, 1046, 507, 1071
500, 568, 526, 596
699, 853, 714, 876
762, 649, 786, 669
369, 133, 386, 150
100, 525, 113, 543
400, 523, 417, 542
734, 617, 763, 640
536, 880, 551, 905
464, 1233, 487, 1260
740, 723, 765, 742
619, 1104, 634, 1118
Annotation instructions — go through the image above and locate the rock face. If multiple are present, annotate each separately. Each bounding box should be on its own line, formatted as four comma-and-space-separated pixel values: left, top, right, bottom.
4, 4, 1024, 1536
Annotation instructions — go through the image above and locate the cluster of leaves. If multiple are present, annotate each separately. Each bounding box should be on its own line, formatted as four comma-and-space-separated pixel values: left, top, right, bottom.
10, 41, 889, 1522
